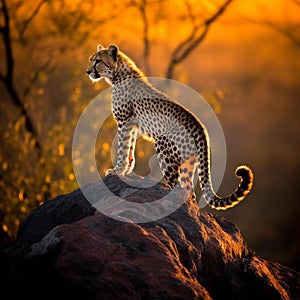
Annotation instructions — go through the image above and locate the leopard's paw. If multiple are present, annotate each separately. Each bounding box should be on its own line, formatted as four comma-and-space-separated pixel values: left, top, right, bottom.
105, 168, 127, 176
105, 168, 117, 176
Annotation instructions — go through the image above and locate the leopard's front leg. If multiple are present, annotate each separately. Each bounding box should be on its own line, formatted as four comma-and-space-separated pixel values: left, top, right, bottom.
105, 120, 137, 176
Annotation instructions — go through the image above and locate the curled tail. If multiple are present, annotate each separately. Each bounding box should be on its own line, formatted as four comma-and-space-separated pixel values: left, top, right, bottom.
202, 165, 254, 210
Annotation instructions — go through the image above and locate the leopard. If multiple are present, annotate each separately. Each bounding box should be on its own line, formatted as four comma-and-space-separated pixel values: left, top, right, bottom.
86, 44, 254, 210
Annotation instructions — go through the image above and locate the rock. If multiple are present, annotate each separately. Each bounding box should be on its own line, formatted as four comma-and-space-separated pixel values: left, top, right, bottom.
3, 175, 300, 299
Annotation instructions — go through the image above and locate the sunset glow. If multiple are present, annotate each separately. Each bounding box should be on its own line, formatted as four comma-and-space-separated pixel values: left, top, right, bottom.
0, 0, 299, 268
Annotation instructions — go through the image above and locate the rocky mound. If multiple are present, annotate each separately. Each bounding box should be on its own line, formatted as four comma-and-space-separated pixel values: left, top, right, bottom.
3, 175, 300, 299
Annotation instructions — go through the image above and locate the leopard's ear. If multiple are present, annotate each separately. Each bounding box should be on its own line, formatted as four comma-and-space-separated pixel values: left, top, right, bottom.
107, 44, 119, 62
97, 44, 105, 52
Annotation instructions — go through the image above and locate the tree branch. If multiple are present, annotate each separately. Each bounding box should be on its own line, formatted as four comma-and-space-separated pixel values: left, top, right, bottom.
165, 0, 233, 79
0, 0, 42, 155
140, 0, 151, 75
0, 0, 14, 83
19, 0, 47, 42
129, 0, 151, 75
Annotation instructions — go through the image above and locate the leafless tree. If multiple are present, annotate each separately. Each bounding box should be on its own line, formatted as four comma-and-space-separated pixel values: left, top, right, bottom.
165, 0, 233, 79
0, 0, 48, 154
129, 0, 153, 75
129, 0, 233, 79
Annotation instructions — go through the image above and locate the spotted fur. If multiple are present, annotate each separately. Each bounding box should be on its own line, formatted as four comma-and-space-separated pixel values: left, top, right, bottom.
86, 44, 254, 210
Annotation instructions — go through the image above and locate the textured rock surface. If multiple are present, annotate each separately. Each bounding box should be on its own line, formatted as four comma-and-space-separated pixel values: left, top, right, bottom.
3, 175, 300, 299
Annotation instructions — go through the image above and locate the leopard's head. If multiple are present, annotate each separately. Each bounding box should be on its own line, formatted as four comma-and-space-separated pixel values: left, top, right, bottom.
86, 44, 119, 85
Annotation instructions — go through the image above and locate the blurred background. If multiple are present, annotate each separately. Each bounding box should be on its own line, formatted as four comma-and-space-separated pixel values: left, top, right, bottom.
0, 0, 299, 270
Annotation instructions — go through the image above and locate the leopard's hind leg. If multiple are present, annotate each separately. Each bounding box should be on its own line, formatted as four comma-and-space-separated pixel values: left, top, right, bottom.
178, 155, 198, 201
155, 135, 180, 189
155, 135, 197, 200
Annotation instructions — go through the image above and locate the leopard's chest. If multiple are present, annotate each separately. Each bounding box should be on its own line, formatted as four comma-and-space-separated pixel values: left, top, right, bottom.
112, 81, 177, 136
111, 82, 154, 122
111, 86, 134, 122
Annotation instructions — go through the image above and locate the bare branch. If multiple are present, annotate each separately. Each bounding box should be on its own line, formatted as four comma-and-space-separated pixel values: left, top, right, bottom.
183, 0, 197, 25
166, 0, 233, 79
238, 0, 300, 47
18, 0, 48, 42
4, 78, 42, 154
0, 0, 14, 83
0, 0, 42, 154
130, 0, 152, 75
141, 0, 152, 74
